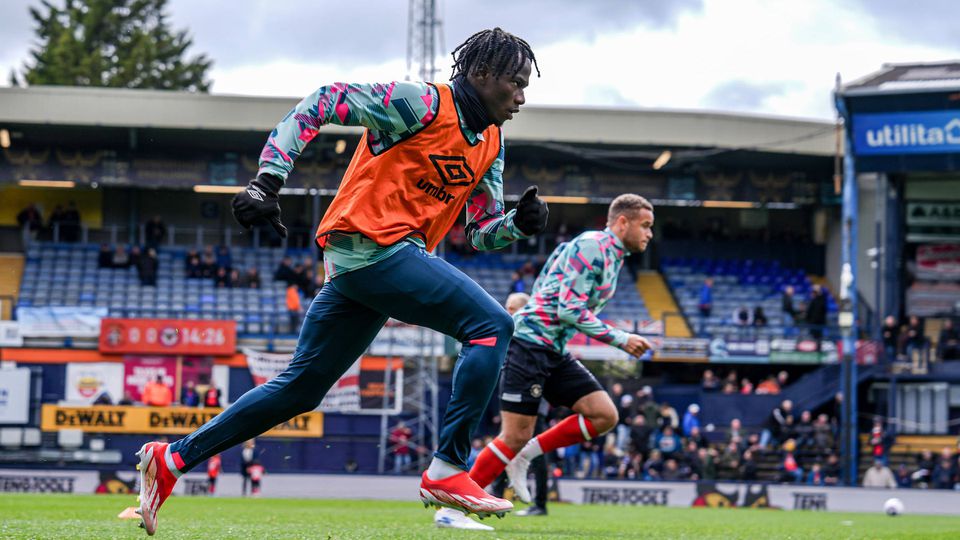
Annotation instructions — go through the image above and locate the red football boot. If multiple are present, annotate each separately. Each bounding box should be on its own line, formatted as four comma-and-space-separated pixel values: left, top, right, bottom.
135, 442, 179, 535
419, 471, 513, 519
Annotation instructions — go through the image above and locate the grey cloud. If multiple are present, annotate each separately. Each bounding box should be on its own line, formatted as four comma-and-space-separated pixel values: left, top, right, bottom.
583, 85, 638, 107
701, 80, 797, 111
852, 0, 960, 50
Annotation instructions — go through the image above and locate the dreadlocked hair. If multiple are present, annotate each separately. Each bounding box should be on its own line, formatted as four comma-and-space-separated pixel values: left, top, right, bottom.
450, 27, 540, 80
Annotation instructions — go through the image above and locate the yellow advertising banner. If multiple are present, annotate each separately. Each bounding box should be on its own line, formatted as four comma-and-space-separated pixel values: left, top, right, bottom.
40, 405, 323, 438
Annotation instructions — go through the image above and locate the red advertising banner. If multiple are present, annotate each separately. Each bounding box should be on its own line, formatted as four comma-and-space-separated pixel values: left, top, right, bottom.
99, 319, 236, 356
123, 356, 178, 403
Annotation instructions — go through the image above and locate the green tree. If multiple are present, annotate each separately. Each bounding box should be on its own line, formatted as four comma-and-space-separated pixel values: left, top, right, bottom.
16, 0, 212, 91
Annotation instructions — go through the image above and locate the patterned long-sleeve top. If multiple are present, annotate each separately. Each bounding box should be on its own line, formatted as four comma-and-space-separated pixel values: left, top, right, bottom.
257, 81, 527, 280
514, 228, 631, 353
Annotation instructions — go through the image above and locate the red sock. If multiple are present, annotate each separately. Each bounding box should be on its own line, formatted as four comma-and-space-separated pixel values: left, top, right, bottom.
469, 438, 515, 489
535, 414, 599, 453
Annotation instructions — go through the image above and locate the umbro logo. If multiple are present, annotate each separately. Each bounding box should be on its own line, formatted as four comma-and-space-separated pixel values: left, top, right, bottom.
429, 155, 475, 187
247, 188, 264, 201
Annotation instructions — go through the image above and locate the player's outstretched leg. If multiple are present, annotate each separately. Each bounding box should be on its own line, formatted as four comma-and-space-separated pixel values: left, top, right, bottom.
434, 507, 495, 530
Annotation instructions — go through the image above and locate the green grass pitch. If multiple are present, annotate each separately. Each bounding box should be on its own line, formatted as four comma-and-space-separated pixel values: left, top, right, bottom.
1, 494, 959, 539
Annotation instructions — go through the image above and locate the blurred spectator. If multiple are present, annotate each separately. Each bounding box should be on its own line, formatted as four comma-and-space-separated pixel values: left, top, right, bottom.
92, 392, 113, 405
682, 404, 701, 437
823, 453, 841, 486
629, 415, 652, 455
287, 283, 303, 332
913, 449, 935, 487
207, 454, 222, 495
733, 305, 751, 326
723, 370, 738, 387
740, 378, 754, 395
216, 245, 233, 271
719, 442, 741, 471
143, 375, 173, 407
658, 402, 679, 430
118, 391, 135, 406
753, 306, 768, 327
300, 268, 318, 298
48, 204, 65, 236
761, 399, 793, 449
661, 459, 686, 481
795, 410, 815, 449
203, 384, 222, 408
390, 421, 413, 474
241, 268, 262, 289
181, 381, 200, 407
895, 463, 912, 488
509, 271, 525, 294
777, 370, 789, 388
781, 285, 797, 329
138, 248, 158, 286
111, 245, 131, 268
701, 369, 720, 391
862, 458, 897, 488
17, 203, 43, 239
780, 440, 803, 483
637, 387, 659, 426
687, 426, 709, 449
241, 440, 256, 496
937, 319, 960, 360
806, 284, 827, 346
807, 463, 825, 486
755, 375, 780, 395
248, 460, 265, 496
185, 250, 203, 278
905, 316, 926, 361
215, 267, 231, 288
97, 244, 113, 268
882, 315, 900, 361
229, 269, 242, 288
610, 384, 632, 451
739, 450, 758, 481
201, 249, 217, 278
653, 425, 681, 458
60, 201, 82, 242
642, 449, 664, 481
145, 215, 167, 250
932, 448, 957, 489
728, 418, 745, 444
697, 278, 713, 334
813, 414, 834, 451
868, 418, 889, 461
275, 256, 297, 284
722, 382, 738, 394
129, 245, 142, 268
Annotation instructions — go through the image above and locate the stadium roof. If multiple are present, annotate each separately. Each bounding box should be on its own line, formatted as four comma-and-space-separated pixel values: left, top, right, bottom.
841, 60, 960, 96
0, 85, 835, 156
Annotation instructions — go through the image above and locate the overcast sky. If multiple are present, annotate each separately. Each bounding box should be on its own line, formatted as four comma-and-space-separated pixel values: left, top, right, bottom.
1, 0, 957, 120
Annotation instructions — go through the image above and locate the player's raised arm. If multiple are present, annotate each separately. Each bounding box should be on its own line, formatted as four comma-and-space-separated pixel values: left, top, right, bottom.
465, 134, 548, 251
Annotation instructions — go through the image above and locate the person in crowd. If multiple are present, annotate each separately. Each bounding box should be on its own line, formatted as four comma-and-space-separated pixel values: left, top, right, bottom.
654, 425, 682, 459
682, 404, 701, 437
862, 458, 897, 488
913, 449, 935, 487
761, 399, 793, 449
629, 415, 652, 456
240, 267, 262, 289
795, 410, 815, 450
905, 316, 927, 362
697, 278, 713, 335
16, 203, 43, 239
118, 391, 135, 406
203, 384, 222, 409
752, 306, 768, 327
807, 462, 825, 486
509, 271, 525, 294
823, 453, 841, 485
200, 247, 217, 278
215, 245, 232, 272
658, 402, 679, 430
813, 414, 834, 451
687, 426, 709, 449
739, 449, 758, 481
241, 440, 257, 496
145, 215, 167, 250
755, 374, 780, 395
185, 250, 202, 278
286, 283, 302, 332
643, 449, 664, 481
142, 375, 173, 407
781, 285, 797, 332
637, 386, 659, 427
138, 248, 158, 286
868, 418, 889, 462
207, 454, 221, 495
390, 421, 414, 474
229, 269, 242, 288
895, 463, 912, 488
701, 369, 719, 391
181, 381, 200, 407
97, 243, 113, 268
214, 267, 231, 288
937, 319, 960, 361
273, 256, 297, 284
111, 245, 131, 268
92, 392, 114, 405
881, 315, 900, 361
739, 377, 754, 395
248, 460, 265, 496
779, 440, 803, 483
932, 448, 957, 490
722, 381, 738, 394
733, 305, 751, 326
806, 284, 827, 348
728, 418, 745, 445
58, 201, 81, 242
777, 370, 789, 388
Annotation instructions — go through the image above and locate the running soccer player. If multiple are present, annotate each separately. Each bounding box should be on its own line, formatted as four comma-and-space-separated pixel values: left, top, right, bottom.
435, 194, 655, 530
134, 28, 547, 535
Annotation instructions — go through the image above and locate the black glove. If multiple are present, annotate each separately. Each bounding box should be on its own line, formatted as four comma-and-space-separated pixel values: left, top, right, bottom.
514, 186, 548, 236
232, 173, 287, 238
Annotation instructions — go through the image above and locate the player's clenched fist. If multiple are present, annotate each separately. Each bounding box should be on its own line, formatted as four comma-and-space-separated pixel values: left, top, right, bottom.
232, 173, 288, 238
621, 334, 653, 357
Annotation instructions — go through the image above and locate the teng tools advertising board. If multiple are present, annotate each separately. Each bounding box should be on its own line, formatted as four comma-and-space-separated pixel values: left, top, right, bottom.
99, 318, 236, 356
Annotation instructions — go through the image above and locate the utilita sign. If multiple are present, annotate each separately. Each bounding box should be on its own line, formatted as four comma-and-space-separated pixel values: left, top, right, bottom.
852, 111, 960, 155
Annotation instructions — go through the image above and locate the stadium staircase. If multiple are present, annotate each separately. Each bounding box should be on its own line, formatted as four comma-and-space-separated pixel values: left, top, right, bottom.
636, 271, 690, 337
0, 253, 24, 319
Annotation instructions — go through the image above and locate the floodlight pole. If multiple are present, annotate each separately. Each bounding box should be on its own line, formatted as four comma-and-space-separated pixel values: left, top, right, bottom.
835, 83, 860, 487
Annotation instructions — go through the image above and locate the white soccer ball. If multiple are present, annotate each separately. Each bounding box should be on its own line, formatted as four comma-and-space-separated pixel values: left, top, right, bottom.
883, 497, 904, 516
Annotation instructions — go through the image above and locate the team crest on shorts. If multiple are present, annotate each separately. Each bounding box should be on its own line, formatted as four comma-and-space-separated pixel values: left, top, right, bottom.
530, 384, 543, 398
